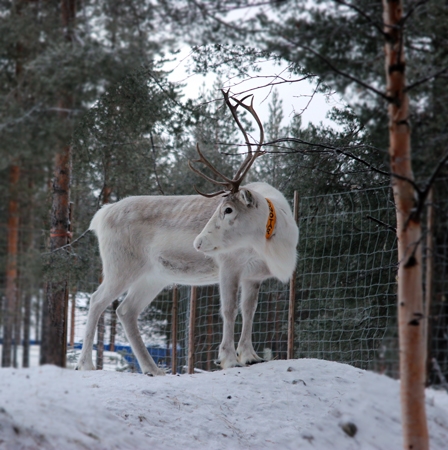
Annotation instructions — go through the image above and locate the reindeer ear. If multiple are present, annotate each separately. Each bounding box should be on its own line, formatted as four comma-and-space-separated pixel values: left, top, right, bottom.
240, 189, 257, 207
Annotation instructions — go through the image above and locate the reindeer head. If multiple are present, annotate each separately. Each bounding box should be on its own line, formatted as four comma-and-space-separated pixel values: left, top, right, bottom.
188, 90, 265, 198
190, 92, 272, 255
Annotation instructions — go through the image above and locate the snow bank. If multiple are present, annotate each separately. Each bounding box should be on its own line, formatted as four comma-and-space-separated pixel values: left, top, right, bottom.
1, 359, 447, 449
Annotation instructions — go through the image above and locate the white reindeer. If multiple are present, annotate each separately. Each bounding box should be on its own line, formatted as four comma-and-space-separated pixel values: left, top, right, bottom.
76, 92, 299, 375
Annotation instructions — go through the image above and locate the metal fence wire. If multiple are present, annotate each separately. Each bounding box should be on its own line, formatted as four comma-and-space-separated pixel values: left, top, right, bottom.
1, 182, 448, 384
295, 186, 399, 376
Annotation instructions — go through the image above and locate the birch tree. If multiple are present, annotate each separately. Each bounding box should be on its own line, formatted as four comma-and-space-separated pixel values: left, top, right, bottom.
155, 1, 448, 447
383, 2, 428, 447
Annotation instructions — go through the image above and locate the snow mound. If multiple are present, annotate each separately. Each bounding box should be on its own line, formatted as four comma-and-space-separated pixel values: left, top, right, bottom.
1, 359, 447, 449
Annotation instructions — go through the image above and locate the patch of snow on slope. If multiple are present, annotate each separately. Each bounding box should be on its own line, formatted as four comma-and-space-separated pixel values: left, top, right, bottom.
0, 359, 447, 449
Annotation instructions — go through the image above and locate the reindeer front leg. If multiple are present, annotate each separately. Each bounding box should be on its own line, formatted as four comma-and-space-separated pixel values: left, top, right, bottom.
237, 280, 265, 365
216, 269, 241, 369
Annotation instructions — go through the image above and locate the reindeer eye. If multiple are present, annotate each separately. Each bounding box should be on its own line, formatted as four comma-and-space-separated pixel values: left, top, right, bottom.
224, 207, 233, 215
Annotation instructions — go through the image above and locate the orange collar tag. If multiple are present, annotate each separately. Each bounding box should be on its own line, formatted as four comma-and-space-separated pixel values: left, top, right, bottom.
265, 198, 276, 239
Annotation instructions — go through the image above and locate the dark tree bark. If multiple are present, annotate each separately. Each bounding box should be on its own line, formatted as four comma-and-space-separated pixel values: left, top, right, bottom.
40, 145, 72, 366
2, 164, 21, 367
22, 175, 35, 368
40, 0, 76, 367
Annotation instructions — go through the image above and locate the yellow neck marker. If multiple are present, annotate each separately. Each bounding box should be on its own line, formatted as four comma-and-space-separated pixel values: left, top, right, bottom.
265, 198, 276, 239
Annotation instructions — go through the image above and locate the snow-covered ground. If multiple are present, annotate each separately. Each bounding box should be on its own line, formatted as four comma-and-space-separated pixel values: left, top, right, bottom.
1, 358, 447, 449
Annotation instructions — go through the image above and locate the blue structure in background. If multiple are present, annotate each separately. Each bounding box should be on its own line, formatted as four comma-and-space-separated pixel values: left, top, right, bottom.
0, 340, 183, 373
71, 342, 183, 373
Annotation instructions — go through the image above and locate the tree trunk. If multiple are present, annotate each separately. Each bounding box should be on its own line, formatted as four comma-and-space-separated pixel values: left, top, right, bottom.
96, 184, 112, 369
383, 1, 429, 448
40, 146, 72, 366
22, 175, 35, 368
40, 0, 76, 368
2, 164, 20, 367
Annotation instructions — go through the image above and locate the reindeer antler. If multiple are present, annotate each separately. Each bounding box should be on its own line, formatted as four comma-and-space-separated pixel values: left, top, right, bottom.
189, 90, 265, 197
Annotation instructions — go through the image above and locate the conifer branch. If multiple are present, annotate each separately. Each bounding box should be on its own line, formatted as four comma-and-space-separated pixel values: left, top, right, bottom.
284, 39, 392, 102
333, 0, 388, 38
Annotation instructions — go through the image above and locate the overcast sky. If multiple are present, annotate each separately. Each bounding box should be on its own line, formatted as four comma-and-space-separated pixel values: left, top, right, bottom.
164, 47, 345, 129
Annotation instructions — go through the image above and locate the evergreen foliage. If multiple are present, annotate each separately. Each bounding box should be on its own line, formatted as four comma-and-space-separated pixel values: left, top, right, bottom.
1, 0, 447, 382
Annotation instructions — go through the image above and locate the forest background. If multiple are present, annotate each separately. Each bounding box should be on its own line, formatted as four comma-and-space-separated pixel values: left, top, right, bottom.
0, 0, 447, 400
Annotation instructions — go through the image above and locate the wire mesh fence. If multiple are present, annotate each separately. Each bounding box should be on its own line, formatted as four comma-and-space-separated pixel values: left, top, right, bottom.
1, 182, 448, 384
295, 186, 399, 377
174, 280, 291, 373
427, 183, 448, 385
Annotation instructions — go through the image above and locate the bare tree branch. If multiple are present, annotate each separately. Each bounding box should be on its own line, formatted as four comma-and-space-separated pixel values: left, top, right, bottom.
405, 66, 448, 93
189, 0, 246, 33
333, 0, 388, 38
150, 131, 165, 195
41, 228, 90, 255
283, 38, 392, 102
226, 73, 316, 97
402, 0, 430, 25
264, 136, 421, 192
0, 104, 41, 131
432, 358, 448, 393
410, 149, 448, 222
366, 215, 397, 233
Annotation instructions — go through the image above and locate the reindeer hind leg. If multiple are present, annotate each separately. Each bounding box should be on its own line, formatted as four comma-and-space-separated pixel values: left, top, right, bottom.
116, 275, 167, 376
77, 278, 127, 370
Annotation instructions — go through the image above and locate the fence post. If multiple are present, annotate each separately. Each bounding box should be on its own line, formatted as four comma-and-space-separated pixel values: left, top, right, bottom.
206, 286, 214, 371
69, 288, 77, 348
188, 286, 197, 374
171, 285, 178, 374
287, 191, 299, 360
96, 312, 105, 370
424, 188, 434, 383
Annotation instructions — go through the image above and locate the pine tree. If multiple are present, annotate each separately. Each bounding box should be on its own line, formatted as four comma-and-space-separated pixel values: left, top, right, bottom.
0, 0, 175, 367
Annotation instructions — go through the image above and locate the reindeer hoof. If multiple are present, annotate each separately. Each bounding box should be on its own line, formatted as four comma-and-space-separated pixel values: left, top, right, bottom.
215, 359, 243, 369
247, 358, 267, 366
143, 367, 166, 376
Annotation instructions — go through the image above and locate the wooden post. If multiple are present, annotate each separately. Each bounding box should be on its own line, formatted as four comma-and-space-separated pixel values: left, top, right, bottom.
22, 290, 32, 368
109, 299, 119, 352
275, 293, 281, 358
62, 201, 73, 366
68, 201, 76, 349
287, 191, 299, 360
13, 283, 22, 369
188, 286, 197, 374
171, 285, 178, 374
266, 292, 274, 349
206, 286, 214, 371
424, 188, 434, 383
69, 288, 77, 348
96, 312, 105, 370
